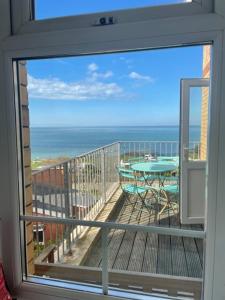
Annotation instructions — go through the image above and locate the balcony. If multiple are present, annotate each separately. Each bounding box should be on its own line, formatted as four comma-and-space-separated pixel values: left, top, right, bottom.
29, 141, 204, 299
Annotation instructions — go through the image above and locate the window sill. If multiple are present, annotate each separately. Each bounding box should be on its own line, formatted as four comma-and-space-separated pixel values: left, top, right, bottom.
15, 277, 176, 300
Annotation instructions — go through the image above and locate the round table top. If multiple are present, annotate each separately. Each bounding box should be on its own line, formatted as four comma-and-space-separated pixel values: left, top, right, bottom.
131, 161, 177, 173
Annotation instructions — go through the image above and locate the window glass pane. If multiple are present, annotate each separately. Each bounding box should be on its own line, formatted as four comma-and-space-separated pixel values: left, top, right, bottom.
17, 44, 208, 298
188, 87, 202, 161
35, 0, 191, 20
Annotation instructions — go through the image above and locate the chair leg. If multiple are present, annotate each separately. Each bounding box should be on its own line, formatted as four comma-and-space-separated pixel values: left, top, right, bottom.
139, 191, 152, 214
158, 191, 178, 216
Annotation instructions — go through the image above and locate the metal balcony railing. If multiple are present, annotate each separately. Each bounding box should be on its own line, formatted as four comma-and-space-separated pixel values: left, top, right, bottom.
32, 142, 120, 257
31, 140, 200, 259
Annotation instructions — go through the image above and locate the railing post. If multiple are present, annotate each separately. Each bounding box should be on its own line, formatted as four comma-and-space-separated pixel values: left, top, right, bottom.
101, 148, 106, 203
63, 162, 71, 253
117, 142, 121, 183
101, 227, 109, 295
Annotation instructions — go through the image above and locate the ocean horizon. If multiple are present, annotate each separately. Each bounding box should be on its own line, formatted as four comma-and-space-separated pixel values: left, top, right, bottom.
30, 125, 200, 160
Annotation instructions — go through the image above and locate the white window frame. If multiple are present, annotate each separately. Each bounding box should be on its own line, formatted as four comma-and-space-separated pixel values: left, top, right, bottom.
1, 3, 225, 300
10, 0, 213, 34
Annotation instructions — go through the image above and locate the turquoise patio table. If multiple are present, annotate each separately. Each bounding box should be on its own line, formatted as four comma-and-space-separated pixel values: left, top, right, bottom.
157, 156, 179, 165
131, 161, 178, 213
131, 161, 177, 173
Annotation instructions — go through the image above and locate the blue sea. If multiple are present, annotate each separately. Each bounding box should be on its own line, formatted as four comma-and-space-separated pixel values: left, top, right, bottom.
30, 126, 200, 160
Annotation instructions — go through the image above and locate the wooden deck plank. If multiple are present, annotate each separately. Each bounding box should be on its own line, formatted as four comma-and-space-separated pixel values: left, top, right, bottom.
110, 199, 140, 270
66, 186, 122, 266
169, 213, 188, 277
141, 231, 158, 274
141, 201, 159, 274
191, 224, 204, 268
182, 224, 202, 278
127, 209, 149, 272
98, 198, 136, 269
84, 196, 127, 267
83, 191, 203, 279
157, 210, 173, 275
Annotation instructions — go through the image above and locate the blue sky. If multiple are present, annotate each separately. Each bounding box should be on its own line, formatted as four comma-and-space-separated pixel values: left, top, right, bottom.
27, 45, 203, 127
35, 0, 187, 19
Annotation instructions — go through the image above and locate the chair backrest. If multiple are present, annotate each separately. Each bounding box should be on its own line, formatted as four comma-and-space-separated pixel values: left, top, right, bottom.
127, 156, 145, 163
117, 167, 135, 180
117, 167, 147, 186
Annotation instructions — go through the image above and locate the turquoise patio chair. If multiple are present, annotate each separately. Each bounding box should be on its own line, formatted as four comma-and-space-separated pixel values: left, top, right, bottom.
156, 183, 179, 215
117, 167, 154, 215
127, 156, 145, 164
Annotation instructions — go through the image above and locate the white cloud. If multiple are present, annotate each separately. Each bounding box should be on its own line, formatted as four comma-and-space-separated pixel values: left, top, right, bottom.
91, 70, 113, 80
27, 74, 124, 101
87, 63, 113, 80
88, 63, 98, 72
129, 71, 154, 83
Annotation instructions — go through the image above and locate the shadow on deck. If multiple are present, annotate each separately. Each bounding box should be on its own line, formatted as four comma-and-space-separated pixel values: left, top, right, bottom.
83, 193, 204, 279
34, 188, 204, 299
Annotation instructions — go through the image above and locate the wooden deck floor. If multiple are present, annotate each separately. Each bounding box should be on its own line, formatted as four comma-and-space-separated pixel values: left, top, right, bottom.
83, 194, 204, 278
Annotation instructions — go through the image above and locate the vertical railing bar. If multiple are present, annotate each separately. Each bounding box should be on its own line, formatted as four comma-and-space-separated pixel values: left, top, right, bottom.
101, 227, 109, 295
86, 154, 89, 219
64, 162, 71, 252
74, 158, 78, 238
88, 153, 91, 219
193, 143, 195, 160
33, 173, 40, 256
128, 142, 131, 163
97, 150, 100, 211
62, 223, 65, 255
85, 155, 87, 219
93, 152, 96, 219
101, 148, 106, 205
90, 153, 93, 219
138, 143, 140, 160
117, 142, 121, 180
101, 149, 104, 206
83, 156, 86, 221
77, 157, 81, 235
87, 154, 90, 220
32, 175, 36, 214
83, 155, 87, 221
106, 148, 108, 198
68, 161, 75, 242
56, 223, 59, 262
80, 157, 83, 224
122, 142, 124, 163
48, 168, 52, 217
94, 152, 97, 217
60, 164, 63, 218
81, 157, 84, 231
54, 166, 58, 219
96, 150, 100, 215
91, 153, 94, 220
90, 153, 92, 216
48, 168, 53, 246
35, 221, 39, 256
105, 148, 107, 201
107, 147, 110, 197
40, 171, 45, 216
95, 151, 98, 216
